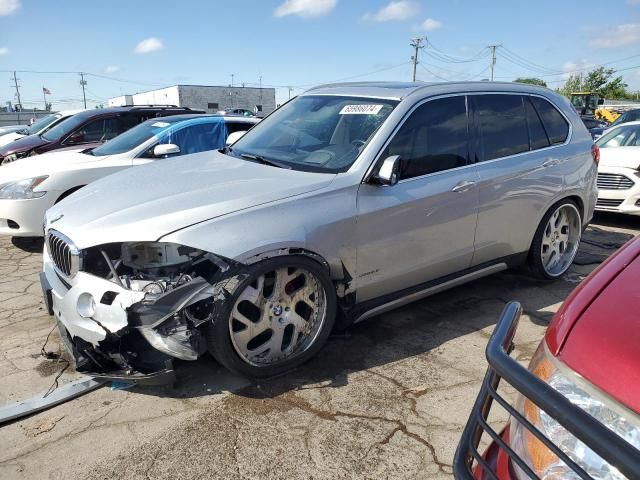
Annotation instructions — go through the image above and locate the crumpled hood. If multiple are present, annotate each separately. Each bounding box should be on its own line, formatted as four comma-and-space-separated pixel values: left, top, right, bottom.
47, 150, 335, 248
598, 146, 640, 170
0, 149, 101, 183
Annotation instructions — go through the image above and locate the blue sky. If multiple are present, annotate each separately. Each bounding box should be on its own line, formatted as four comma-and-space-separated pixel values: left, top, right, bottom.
1, 0, 640, 110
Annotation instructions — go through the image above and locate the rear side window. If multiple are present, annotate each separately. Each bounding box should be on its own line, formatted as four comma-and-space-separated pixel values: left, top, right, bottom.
383, 96, 468, 180
530, 97, 569, 145
226, 122, 252, 134
524, 97, 550, 150
473, 94, 529, 161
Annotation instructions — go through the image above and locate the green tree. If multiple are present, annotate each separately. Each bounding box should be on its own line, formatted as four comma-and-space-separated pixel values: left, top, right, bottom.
514, 77, 547, 87
557, 74, 582, 98
585, 67, 628, 99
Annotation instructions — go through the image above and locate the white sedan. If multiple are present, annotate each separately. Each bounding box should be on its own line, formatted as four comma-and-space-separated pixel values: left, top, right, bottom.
0, 114, 258, 236
0, 110, 83, 147
595, 121, 640, 215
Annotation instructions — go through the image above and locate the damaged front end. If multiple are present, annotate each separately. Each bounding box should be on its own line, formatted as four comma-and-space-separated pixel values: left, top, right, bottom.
42, 232, 236, 384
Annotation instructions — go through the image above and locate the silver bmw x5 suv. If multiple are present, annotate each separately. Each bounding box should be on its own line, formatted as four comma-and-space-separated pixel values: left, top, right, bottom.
41, 82, 597, 382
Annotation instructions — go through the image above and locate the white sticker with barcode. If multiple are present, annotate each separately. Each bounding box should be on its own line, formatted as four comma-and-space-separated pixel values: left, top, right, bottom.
339, 104, 384, 115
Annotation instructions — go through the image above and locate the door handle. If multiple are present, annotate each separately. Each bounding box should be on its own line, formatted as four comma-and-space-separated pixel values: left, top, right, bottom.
451, 180, 476, 193
542, 159, 559, 168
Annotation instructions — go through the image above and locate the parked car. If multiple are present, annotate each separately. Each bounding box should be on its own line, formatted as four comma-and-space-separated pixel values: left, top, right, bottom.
0, 110, 84, 147
217, 107, 256, 117
454, 236, 640, 480
0, 125, 28, 137
593, 121, 640, 215
0, 115, 258, 237
581, 116, 609, 140
40, 82, 597, 384
0, 106, 204, 165
609, 108, 640, 128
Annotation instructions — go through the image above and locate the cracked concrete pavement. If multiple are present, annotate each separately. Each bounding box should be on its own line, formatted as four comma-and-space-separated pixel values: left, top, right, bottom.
0, 213, 637, 480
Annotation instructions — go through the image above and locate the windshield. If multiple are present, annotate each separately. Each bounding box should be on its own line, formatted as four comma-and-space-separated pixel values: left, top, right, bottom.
26, 114, 61, 135
91, 119, 170, 156
229, 95, 397, 173
41, 113, 90, 141
597, 124, 640, 148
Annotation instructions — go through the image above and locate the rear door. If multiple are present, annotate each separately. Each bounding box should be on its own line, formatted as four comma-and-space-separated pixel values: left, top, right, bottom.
355, 95, 480, 302
470, 94, 570, 265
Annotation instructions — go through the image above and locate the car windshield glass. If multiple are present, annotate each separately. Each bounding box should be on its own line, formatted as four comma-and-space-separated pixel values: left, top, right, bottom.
26, 114, 60, 135
41, 114, 90, 141
229, 95, 398, 173
91, 119, 175, 156
597, 124, 640, 148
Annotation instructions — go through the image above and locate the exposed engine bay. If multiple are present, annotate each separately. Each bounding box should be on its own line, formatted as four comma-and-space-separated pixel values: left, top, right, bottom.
52, 241, 238, 384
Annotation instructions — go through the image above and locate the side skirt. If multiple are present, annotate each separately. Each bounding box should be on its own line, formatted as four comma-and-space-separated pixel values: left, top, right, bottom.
350, 253, 527, 325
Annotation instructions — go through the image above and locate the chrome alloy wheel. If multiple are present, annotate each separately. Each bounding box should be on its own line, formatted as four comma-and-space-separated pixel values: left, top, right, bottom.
229, 267, 327, 366
541, 204, 581, 277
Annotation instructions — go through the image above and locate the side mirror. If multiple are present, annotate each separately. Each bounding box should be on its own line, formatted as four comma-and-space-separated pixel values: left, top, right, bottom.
66, 133, 85, 145
153, 143, 180, 157
226, 130, 246, 145
373, 155, 401, 186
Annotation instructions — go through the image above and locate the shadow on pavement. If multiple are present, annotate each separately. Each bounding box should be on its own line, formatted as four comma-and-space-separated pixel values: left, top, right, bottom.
11, 236, 44, 253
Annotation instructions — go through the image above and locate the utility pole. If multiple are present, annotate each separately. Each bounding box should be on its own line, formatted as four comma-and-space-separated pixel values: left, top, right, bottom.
12, 71, 22, 123
488, 44, 501, 81
410, 37, 424, 82
288, 86, 293, 99
79, 72, 87, 108
231, 73, 234, 87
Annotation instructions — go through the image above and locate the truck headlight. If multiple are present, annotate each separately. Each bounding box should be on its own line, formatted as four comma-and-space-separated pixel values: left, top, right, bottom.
510, 342, 640, 479
0, 176, 48, 199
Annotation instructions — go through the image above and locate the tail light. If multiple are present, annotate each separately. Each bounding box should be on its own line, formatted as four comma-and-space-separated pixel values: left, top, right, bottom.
591, 144, 600, 166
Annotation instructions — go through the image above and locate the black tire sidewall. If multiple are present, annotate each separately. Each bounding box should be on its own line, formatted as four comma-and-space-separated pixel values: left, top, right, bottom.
529, 199, 582, 280
206, 255, 337, 378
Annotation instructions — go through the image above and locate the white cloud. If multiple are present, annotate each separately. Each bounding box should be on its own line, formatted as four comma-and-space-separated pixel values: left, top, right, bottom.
363, 1, 420, 22
421, 18, 442, 31
104, 65, 120, 74
0, 47, 8, 55
562, 59, 593, 80
0, 0, 19, 16
589, 22, 640, 48
134, 37, 163, 54
274, 0, 336, 18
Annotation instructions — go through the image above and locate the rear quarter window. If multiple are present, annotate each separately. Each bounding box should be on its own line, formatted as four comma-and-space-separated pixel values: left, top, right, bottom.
530, 96, 570, 145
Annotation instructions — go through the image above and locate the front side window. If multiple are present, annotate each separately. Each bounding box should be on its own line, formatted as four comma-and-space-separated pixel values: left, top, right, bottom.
69, 117, 119, 143
230, 95, 397, 173
382, 96, 468, 180
597, 124, 640, 148
530, 97, 569, 145
473, 94, 529, 161
157, 121, 226, 155
41, 113, 92, 141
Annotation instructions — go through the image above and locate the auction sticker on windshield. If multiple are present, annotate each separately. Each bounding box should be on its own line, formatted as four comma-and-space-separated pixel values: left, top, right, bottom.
339, 104, 384, 115
151, 121, 170, 128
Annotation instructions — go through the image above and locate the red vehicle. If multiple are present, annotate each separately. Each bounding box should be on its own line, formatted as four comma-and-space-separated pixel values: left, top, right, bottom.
455, 237, 640, 479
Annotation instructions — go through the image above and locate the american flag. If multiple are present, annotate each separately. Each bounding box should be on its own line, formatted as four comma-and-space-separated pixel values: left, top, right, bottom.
42, 87, 51, 95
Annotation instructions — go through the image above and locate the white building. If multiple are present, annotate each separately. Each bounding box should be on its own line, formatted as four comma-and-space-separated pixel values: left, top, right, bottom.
108, 85, 276, 116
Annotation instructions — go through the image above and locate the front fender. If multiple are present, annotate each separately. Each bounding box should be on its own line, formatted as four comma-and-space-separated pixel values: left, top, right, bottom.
159, 187, 358, 282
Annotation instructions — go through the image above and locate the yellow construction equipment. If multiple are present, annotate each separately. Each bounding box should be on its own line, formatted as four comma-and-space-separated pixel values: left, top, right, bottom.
570, 92, 639, 123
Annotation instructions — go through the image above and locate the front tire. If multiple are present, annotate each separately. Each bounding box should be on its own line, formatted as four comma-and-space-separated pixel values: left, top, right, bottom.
206, 256, 336, 378
528, 199, 582, 280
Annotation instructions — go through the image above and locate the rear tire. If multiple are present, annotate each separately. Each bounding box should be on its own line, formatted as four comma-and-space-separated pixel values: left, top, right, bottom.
206, 256, 336, 378
528, 199, 582, 280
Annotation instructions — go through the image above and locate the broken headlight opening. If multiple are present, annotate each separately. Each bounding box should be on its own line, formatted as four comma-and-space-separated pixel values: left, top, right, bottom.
64, 241, 234, 382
